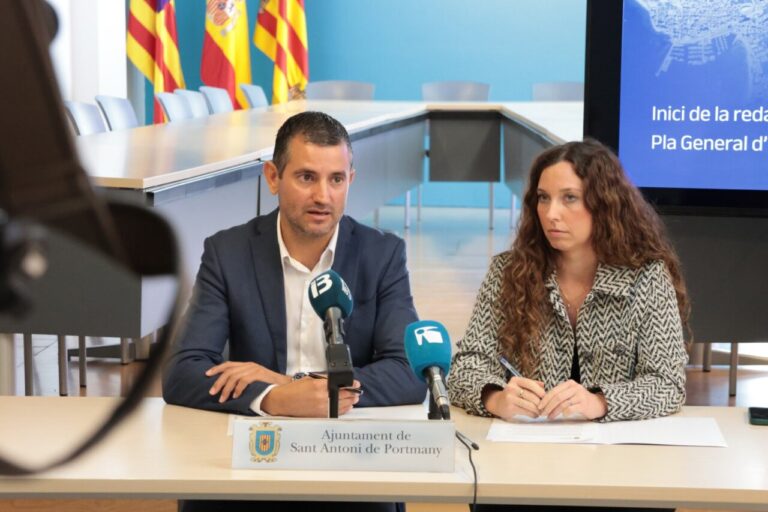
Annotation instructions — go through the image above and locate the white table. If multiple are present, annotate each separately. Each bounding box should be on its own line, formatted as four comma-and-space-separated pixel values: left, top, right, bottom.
0, 397, 765, 510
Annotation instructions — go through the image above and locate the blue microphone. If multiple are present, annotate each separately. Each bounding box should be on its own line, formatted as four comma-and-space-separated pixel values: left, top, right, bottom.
404, 320, 452, 419
308, 269, 353, 320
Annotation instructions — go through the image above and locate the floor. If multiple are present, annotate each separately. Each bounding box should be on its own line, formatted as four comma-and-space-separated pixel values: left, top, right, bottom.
4, 206, 767, 511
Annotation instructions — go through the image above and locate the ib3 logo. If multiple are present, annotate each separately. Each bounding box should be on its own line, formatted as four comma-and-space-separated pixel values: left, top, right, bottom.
309, 273, 333, 299
309, 272, 352, 302
414, 326, 444, 346
249, 422, 282, 463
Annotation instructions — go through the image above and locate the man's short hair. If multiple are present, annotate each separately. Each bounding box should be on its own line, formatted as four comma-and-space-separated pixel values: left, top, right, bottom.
272, 111, 353, 175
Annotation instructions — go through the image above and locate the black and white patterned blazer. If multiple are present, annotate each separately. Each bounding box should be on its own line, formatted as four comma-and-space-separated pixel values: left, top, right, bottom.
447, 252, 688, 422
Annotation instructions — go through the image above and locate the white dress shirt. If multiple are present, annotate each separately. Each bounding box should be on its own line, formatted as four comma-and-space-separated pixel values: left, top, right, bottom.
250, 212, 339, 414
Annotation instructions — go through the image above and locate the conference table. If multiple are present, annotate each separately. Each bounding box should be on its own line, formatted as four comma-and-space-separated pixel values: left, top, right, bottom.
0, 100, 582, 395
0, 397, 766, 510
72, 100, 583, 265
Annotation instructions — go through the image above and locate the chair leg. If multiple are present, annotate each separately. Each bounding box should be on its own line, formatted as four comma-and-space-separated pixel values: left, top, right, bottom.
78, 336, 87, 388
58, 335, 68, 396
120, 338, 133, 365
702, 342, 712, 372
23, 334, 33, 396
417, 184, 422, 222
728, 342, 738, 397
135, 332, 153, 360
404, 190, 411, 230
510, 194, 518, 230
0, 333, 15, 395
488, 183, 494, 230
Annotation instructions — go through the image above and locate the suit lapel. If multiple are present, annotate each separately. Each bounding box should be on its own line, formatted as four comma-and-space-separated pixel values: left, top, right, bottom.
249, 210, 288, 373
332, 216, 360, 312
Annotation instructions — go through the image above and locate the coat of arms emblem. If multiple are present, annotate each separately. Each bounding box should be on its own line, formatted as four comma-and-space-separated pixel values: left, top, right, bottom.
206, 0, 244, 36
249, 422, 281, 463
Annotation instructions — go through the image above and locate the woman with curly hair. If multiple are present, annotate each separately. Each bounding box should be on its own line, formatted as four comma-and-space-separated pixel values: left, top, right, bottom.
449, 139, 690, 427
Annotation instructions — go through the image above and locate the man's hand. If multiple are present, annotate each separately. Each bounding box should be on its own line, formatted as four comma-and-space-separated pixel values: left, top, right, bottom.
261, 378, 362, 417
538, 379, 607, 420
206, 361, 291, 403
482, 376, 546, 420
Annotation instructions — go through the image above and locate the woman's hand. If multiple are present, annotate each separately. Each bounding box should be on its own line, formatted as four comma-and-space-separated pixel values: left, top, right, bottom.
539, 379, 607, 420
482, 377, 547, 420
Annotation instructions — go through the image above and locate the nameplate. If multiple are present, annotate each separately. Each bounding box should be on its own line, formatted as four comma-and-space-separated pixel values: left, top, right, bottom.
232, 418, 455, 472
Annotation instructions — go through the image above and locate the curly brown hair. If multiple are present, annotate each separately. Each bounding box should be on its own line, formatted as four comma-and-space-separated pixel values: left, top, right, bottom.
500, 139, 690, 376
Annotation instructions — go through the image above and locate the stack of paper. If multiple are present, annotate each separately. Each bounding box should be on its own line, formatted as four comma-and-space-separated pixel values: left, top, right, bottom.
486, 416, 727, 447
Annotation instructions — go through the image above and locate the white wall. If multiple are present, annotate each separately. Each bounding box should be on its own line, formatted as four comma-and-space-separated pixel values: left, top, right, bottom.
47, 0, 127, 102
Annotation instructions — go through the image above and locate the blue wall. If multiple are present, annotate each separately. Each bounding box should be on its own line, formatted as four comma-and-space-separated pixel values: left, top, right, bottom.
171, 0, 587, 207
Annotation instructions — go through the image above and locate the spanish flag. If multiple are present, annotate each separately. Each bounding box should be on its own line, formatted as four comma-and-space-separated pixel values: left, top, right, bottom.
127, 0, 186, 123
254, 0, 309, 104
201, 0, 252, 110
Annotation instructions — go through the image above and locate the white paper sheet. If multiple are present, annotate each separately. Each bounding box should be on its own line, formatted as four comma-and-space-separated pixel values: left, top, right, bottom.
510, 412, 586, 422
487, 416, 726, 447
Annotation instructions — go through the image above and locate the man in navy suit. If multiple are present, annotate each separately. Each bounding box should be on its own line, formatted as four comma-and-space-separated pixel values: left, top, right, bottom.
163, 110, 425, 424
164, 111, 423, 511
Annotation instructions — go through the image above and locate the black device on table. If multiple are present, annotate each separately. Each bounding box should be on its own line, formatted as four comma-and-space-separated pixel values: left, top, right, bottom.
748, 407, 768, 426
0, 0, 181, 476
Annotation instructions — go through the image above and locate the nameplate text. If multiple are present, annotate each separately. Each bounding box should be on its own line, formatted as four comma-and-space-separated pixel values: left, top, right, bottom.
232, 418, 455, 472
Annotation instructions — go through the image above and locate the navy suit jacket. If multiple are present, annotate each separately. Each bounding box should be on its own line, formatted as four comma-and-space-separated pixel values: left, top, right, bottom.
163, 209, 426, 414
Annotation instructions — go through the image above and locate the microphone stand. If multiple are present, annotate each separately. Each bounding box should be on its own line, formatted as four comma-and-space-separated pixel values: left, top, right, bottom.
423, 368, 478, 449
427, 370, 451, 420
428, 395, 449, 419
323, 307, 354, 418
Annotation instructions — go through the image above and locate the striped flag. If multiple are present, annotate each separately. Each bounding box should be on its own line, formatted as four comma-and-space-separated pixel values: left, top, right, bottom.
254, 0, 309, 104
201, 0, 252, 109
126, 0, 186, 123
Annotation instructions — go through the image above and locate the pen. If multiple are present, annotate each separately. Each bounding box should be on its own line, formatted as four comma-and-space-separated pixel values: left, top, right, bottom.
499, 355, 523, 378
309, 372, 363, 395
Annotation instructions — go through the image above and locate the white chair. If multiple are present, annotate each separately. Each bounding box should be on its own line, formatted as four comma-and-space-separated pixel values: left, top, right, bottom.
94, 95, 140, 130
532, 81, 584, 101
421, 81, 490, 101
199, 86, 234, 113
239, 83, 268, 108
305, 80, 375, 100
156, 92, 193, 122
173, 89, 210, 118
63, 101, 107, 135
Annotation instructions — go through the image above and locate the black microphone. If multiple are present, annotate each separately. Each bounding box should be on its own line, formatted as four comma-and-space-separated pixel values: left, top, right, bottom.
0, 0, 182, 475
307, 270, 355, 417
404, 320, 452, 420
